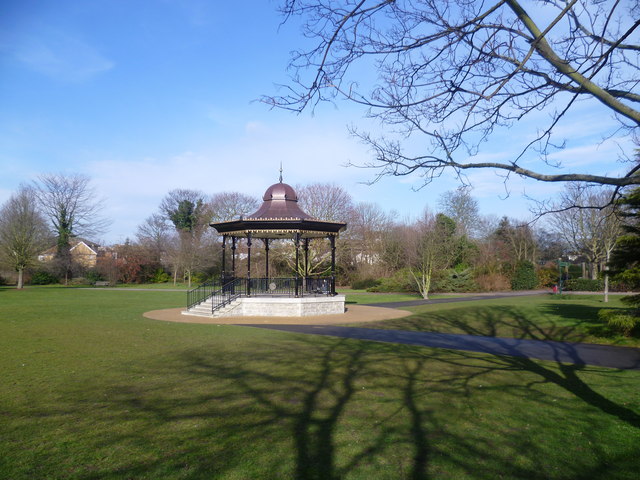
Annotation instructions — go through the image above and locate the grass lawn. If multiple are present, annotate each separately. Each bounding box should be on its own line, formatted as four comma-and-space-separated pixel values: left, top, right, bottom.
1, 287, 639, 479
359, 294, 640, 348
345, 292, 424, 304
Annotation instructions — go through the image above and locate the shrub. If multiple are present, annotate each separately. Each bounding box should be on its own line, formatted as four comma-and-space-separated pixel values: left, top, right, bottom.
351, 277, 381, 290
86, 269, 105, 284
433, 268, 478, 293
598, 309, 639, 337
537, 267, 557, 288
564, 278, 604, 292
568, 264, 582, 279
29, 270, 59, 285
150, 268, 171, 283
511, 261, 537, 290
190, 272, 209, 285
367, 269, 416, 293
475, 273, 511, 292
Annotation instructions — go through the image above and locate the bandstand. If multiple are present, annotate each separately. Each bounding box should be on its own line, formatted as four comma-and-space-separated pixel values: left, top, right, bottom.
184, 177, 347, 318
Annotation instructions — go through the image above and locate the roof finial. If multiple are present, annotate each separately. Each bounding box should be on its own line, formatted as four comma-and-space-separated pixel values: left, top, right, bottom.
279, 162, 283, 183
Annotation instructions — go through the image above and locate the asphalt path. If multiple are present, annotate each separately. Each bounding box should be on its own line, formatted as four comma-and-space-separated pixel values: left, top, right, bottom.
243, 324, 640, 370
89, 287, 640, 370
366, 290, 550, 308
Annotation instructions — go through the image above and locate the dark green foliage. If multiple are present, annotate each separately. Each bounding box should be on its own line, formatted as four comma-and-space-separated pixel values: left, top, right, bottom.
452, 236, 479, 269
435, 213, 456, 237
190, 272, 208, 285
366, 269, 416, 292
510, 261, 537, 290
168, 199, 204, 232
567, 264, 583, 279
351, 277, 381, 290
433, 268, 478, 292
598, 309, 639, 337
621, 294, 640, 308
609, 186, 640, 312
564, 278, 604, 292
609, 187, 640, 287
85, 269, 105, 284
29, 270, 59, 285
150, 268, 171, 283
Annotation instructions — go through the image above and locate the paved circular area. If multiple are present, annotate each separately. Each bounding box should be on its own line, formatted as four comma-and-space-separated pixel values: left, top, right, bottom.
143, 304, 412, 325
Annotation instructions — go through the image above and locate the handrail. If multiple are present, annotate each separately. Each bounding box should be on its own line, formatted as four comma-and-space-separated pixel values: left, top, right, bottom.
187, 278, 221, 310
210, 278, 246, 314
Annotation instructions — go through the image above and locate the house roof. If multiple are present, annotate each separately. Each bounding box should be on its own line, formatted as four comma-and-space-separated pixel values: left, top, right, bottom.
40, 238, 100, 256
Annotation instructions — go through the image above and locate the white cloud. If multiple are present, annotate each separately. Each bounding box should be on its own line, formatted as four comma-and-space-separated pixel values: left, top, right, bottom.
82, 118, 374, 242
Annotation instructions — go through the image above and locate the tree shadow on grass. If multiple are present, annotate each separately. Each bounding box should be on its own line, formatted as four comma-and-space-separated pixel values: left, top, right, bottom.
8, 323, 640, 479
361, 306, 640, 429
369, 302, 638, 346
540, 303, 636, 341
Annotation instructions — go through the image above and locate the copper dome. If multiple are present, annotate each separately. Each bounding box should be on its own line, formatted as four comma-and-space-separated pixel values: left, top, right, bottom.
248, 182, 313, 220
262, 182, 298, 202
210, 180, 346, 239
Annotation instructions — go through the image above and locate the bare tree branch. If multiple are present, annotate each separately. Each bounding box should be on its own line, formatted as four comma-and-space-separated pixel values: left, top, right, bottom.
267, 0, 640, 205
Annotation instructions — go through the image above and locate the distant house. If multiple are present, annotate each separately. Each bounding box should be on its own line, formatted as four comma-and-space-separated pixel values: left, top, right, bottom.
38, 239, 111, 268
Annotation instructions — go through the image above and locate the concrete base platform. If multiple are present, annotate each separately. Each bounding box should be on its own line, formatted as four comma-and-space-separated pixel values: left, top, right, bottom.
144, 304, 412, 325
230, 295, 343, 317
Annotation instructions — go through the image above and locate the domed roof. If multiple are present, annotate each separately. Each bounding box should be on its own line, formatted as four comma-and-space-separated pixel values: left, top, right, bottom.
248, 182, 313, 220
210, 178, 347, 239
262, 182, 298, 202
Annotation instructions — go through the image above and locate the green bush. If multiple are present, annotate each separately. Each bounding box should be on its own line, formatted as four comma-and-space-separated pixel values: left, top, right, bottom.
190, 272, 209, 285
511, 261, 537, 290
598, 309, 639, 337
568, 264, 582, 279
150, 268, 171, 283
29, 270, 59, 285
433, 268, 478, 292
537, 267, 557, 288
367, 269, 416, 293
564, 278, 604, 291
351, 277, 381, 290
86, 269, 105, 284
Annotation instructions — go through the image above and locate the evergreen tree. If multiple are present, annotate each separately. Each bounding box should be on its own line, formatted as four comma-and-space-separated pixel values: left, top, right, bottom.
609, 187, 640, 308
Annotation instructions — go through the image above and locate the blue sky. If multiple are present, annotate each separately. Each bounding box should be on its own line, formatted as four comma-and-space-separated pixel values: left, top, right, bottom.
0, 0, 633, 244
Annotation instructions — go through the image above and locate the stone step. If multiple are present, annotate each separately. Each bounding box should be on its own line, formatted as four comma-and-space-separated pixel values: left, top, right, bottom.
212, 298, 241, 317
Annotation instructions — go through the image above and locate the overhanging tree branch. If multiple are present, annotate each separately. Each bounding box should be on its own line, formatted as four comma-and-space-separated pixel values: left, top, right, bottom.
268, 0, 640, 202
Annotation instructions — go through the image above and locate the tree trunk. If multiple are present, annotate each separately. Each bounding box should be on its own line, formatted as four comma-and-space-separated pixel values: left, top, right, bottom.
590, 263, 598, 280
17, 268, 24, 289
604, 252, 611, 303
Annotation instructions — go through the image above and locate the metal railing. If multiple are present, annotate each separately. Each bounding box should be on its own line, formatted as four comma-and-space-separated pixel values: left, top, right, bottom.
210, 278, 246, 314
187, 276, 336, 313
187, 278, 222, 310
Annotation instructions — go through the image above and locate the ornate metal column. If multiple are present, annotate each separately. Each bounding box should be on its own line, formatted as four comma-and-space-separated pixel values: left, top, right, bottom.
304, 238, 310, 277
221, 236, 227, 282
231, 236, 237, 279
330, 235, 336, 295
263, 238, 270, 279
303, 238, 309, 295
246, 232, 252, 296
294, 233, 300, 297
